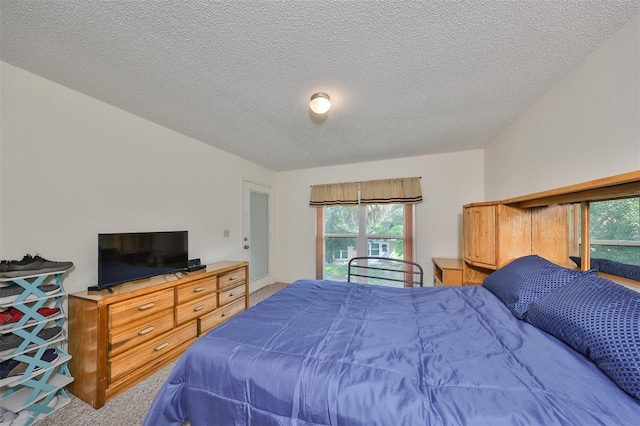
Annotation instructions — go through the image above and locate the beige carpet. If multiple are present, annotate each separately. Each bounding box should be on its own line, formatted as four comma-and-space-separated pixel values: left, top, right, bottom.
40, 282, 289, 426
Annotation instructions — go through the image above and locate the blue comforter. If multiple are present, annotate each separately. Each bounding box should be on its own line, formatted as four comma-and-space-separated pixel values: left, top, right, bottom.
144, 280, 640, 425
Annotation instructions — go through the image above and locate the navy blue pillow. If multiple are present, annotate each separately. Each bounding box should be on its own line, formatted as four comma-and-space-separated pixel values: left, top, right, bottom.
569, 256, 583, 267
527, 274, 640, 400
571, 256, 640, 282
483, 255, 589, 319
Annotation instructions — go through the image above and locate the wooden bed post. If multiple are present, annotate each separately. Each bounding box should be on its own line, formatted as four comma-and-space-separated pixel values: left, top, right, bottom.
580, 202, 590, 271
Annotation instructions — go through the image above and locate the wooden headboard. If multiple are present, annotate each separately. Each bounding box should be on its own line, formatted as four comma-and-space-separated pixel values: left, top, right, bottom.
465, 170, 640, 289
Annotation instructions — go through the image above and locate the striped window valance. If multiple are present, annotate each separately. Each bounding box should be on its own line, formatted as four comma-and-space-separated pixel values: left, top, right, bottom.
310, 177, 422, 206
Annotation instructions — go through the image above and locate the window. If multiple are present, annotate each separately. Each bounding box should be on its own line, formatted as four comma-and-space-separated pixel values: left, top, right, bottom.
581, 198, 640, 266
318, 204, 414, 283
310, 177, 421, 284
368, 241, 389, 256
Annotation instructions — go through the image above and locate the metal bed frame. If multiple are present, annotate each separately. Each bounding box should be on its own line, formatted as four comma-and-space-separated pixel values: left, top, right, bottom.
347, 257, 424, 287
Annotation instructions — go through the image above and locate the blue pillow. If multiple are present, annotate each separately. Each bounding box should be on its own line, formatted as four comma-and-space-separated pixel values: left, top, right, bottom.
571, 256, 640, 282
483, 255, 589, 319
526, 274, 640, 400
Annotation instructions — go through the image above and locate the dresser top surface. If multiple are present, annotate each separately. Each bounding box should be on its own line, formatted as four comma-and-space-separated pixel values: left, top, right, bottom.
432, 258, 463, 270
71, 261, 248, 303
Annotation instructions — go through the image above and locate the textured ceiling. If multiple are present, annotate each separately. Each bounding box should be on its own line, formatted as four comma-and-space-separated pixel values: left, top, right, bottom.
1, 1, 638, 171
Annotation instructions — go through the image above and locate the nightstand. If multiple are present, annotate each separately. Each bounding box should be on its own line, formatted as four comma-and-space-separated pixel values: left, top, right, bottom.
432, 258, 463, 286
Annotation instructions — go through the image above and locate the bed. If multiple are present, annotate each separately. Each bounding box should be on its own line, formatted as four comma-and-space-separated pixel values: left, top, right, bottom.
144, 256, 640, 425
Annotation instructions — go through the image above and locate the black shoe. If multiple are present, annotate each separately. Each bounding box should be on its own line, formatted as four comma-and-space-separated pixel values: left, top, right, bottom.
7, 348, 59, 378
0, 286, 27, 298
0, 358, 19, 379
0, 255, 34, 272
0, 348, 58, 380
0, 326, 63, 355
28, 254, 73, 272
0, 284, 60, 304
0, 254, 73, 278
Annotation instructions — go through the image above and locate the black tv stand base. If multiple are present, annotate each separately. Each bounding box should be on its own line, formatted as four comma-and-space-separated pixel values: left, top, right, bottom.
87, 285, 114, 294
185, 264, 206, 273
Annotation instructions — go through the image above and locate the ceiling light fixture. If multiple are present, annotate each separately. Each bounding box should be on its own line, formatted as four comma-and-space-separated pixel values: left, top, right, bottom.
309, 92, 331, 114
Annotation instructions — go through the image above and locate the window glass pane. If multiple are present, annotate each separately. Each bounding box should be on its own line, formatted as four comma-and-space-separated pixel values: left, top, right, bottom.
322, 204, 409, 282
324, 237, 356, 281
325, 206, 359, 234
366, 204, 404, 236
367, 238, 403, 259
249, 191, 269, 281
590, 198, 640, 266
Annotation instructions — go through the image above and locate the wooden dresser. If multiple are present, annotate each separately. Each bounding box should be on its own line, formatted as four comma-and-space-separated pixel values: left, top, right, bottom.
67, 261, 248, 408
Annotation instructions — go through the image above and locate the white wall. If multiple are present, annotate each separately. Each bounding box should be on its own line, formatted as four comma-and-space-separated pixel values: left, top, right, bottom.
485, 13, 640, 200
0, 61, 3, 257
0, 62, 484, 295
0, 63, 276, 295
275, 150, 484, 285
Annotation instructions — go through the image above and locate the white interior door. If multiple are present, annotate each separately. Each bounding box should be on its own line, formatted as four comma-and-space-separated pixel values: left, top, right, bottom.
243, 181, 270, 284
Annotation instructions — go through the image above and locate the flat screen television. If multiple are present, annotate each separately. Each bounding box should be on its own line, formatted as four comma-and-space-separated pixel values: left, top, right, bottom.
96, 231, 188, 291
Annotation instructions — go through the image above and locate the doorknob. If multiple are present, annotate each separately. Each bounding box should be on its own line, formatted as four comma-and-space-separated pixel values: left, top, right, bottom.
244, 245, 250, 249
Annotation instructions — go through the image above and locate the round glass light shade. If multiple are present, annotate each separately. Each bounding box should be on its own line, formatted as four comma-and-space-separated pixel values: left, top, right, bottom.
309, 92, 331, 114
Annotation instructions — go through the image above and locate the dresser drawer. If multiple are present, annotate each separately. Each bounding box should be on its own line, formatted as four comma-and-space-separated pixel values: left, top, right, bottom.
108, 321, 197, 383
109, 308, 174, 357
175, 294, 217, 325
198, 298, 245, 335
109, 289, 174, 329
175, 276, 217, 304
219, 268, 246, 289
218, 282, 246, 306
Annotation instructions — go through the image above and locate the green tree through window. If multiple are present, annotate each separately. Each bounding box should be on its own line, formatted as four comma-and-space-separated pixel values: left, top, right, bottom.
589, 198, 640, 265
323, 204, 408, 282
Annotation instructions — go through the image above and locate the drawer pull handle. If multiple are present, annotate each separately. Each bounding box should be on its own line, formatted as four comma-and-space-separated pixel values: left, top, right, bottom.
229, 276, 237, 281
138, 326, 155, 336
138, 302, 155, 311
154, 342, 169, 352
193, 305, 205, 312
221, 310, 232, 317
193, 286, 205, 293
228, 292, 235, 297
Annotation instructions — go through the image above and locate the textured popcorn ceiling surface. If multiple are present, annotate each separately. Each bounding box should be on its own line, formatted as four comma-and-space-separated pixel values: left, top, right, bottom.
1, 1, 638, 171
